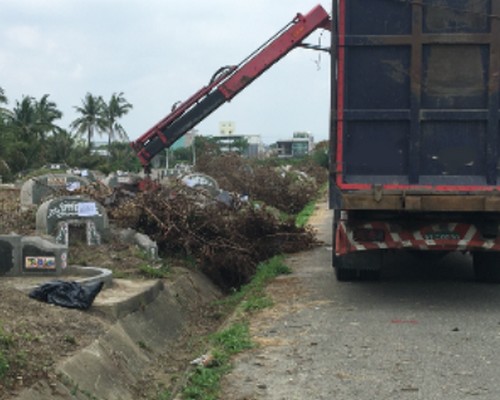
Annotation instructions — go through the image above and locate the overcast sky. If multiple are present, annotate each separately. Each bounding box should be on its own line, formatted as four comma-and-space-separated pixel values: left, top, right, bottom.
0, 1, 332, 145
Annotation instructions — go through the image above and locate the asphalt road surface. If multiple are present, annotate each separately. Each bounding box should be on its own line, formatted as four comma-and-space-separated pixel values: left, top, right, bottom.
221, 200, 500, 400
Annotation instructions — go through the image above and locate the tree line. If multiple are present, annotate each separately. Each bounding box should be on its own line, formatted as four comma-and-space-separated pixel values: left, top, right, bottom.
0, 86, 137, 181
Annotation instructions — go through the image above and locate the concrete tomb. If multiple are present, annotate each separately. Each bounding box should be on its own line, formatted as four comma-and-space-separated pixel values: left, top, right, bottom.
0, 234, 67, 276
37, 196, 109, 246
20, 174, 90, 209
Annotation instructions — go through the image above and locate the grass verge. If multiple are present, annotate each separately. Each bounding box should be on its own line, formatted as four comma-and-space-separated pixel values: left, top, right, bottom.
295, 183, 327, 228
179, 256, 291, 400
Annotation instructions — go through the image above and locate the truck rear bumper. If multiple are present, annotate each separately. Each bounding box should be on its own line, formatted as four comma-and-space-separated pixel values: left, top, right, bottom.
336, 221, 500, 256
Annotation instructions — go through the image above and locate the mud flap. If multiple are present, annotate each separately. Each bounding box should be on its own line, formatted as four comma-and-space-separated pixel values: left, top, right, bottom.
334, 251, 383, 282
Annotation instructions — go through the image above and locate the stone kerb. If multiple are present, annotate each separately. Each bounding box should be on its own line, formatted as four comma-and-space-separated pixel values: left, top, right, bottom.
36, 196, 109, 246
20, 174, 90, 209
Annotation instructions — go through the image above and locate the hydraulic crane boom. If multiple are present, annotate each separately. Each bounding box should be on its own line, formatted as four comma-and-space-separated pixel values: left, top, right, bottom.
131, 5, 331, 167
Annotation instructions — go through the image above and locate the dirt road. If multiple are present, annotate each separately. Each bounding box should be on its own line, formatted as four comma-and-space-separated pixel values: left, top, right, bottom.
221, 201, 500, 399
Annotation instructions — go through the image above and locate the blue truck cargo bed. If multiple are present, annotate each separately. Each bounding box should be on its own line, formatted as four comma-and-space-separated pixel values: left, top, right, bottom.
330, 0, 500, 211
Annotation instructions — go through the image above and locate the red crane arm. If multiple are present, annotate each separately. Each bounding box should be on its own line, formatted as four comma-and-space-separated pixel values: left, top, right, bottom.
132, 4, 331, 167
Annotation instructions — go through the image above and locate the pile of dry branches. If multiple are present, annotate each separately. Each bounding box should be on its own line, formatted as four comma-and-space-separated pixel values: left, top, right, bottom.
105, 182, 318, 289
196, 153, 327, 214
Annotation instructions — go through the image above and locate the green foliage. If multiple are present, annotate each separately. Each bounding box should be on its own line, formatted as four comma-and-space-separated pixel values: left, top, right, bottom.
101, 92, 133, 152
63, 335, 77, 345
139, 263, 170, 279
0, 323, 12, 379
70, 93, 107, 151
295, 183, 327, 227
295, 200, 316, 228
219, 256, 291, 311
182, 323, 252, 400
181, 257, 291, 399
183, 365, 224, 400
155, 388, 172, 400
250, 256, 292, 288
0, 352, 9, 380
211, 323, 253, 357
173, 146, 194, 163
0, 88, 138, 181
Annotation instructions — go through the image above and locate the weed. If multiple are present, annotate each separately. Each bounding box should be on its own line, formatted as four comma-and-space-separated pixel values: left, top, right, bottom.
182, 323, 253, 399
156, 388, 172, 400
71, 383, 79, 396
139, 263, 170, 279
212, 323, 253, 356
14, 350, 27, 367
0, 325, 13, 348
217, 256, 291, 312
241, 295, 273, 312
295, 200, 316, 227
0, 351, 9, 379
295, 185, 327, 227
137, 340, 152, 352
63, 335, 77, 345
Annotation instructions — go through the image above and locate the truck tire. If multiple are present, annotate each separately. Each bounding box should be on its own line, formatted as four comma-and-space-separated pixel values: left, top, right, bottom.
473, 252, 500, 283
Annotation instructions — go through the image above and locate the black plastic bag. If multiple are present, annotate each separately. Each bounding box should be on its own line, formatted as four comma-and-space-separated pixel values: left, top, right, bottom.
29, 280, 104, 310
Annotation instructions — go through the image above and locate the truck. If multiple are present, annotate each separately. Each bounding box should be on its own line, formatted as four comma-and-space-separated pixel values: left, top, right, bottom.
330, 0, 500, 282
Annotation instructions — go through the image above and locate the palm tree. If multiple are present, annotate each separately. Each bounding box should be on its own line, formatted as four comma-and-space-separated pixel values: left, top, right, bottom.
71, 93, 106, 151
11, 96, 38, 141
0, 87, 10, 168
0, 86, 7, 107
35, 94, 63, 140
46, 129, 75, 164
0, 86, 9, 131
102, 92, 132, 150
8, 96, 43, 170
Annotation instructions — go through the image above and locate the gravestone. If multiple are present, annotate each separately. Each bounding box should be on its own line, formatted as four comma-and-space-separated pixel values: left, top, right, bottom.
117, 228, 158, 260
21, 236, 68, 275
20, 174, 90, 209
36, 196, 109, 246
103, 171, 140, 189
181, 173, 220, 196
0, 235, 22, 276
0, 234, 67, 276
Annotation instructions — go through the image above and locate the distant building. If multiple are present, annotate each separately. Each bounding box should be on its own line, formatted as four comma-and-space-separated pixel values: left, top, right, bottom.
210, 121, 265, 158
171, 130, 196, 150
276, 131, 315, 158
90, 141, 109, 157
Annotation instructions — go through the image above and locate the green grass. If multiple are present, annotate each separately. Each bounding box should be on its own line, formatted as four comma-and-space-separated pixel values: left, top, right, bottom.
217, 256, 291, 311
181, 256, 291, 400
295, 200, 316, 227
182, 323, 253, 400
295, 183, 327, 227
0, 323, 12, 379
0, 351, 8, 379
138, 263, 170, 279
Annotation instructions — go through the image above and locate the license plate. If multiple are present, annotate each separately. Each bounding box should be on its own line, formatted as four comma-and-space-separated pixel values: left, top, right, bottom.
423, 232, 460, 240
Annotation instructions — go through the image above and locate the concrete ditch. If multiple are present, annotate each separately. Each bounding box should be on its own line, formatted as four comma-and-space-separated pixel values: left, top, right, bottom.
13, 268, 222, 400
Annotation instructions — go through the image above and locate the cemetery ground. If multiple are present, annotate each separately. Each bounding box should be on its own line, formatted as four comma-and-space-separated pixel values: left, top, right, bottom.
0, 238, 226, 399
0, 157, 326, 399
0, 192, 246, 400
